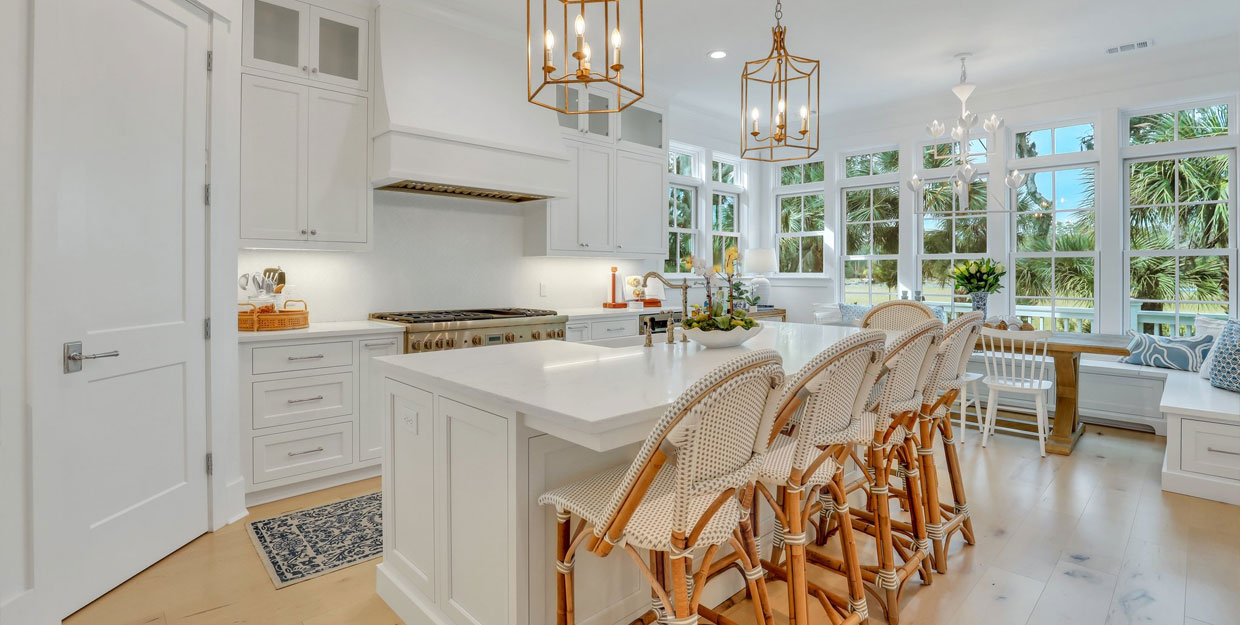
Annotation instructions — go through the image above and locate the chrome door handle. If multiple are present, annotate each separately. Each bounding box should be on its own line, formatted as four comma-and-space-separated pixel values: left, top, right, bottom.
69, 350, 119, 361
286, 354, 324, 361
64, 341, 118, 373
287, 395, 324, 404
287, 446, 324, 457
1207, 447, 1240, 456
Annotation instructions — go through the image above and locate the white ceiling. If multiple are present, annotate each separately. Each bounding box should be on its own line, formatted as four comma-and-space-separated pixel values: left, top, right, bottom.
423, 0, 1240, 118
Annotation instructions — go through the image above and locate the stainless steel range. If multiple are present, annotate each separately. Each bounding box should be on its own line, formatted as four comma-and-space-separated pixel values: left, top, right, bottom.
369, 308, 567, 353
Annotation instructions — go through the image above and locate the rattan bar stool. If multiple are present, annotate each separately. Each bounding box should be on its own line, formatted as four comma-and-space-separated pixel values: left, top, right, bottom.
740, 331, 886, 625
537, 350, 785, 625
860, 300, 937, 331
843, 319, 943, 625
914, 311, 984, 573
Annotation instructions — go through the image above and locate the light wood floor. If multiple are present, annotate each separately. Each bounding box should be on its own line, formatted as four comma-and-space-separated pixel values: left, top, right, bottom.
67, 425, 1240, 625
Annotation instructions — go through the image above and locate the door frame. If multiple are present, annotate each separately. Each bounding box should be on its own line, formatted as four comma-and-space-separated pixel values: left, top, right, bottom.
12, 0, 246, 622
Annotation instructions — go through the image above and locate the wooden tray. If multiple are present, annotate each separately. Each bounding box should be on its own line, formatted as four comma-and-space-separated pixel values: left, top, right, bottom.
239, 300, 309, 331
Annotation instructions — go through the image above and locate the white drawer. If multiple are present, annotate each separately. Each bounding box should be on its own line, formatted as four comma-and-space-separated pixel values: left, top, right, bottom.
590, 318, 638, 340
252, 341, 353, 374
1181, 418, 1240, 481
252, 372, 353, 430
252, 422, 354, 484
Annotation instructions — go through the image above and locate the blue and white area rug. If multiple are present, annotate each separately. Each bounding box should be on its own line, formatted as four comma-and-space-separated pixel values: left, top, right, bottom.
247, 492, 382, 588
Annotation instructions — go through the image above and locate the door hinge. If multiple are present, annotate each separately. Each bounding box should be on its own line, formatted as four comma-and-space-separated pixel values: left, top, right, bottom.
206, 453, 213, 476
204, 183, 211, 206
204, 317, 211, 339
206, 50, 213, 72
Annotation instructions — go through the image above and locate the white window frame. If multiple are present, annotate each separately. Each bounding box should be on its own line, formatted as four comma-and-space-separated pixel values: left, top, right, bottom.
1010, 119, 1098, 161
710, 189, 741, 266
665, 142, 750, 275
1007, 161, 1102, 333
840, 147, 901, 305
915, 175, 991, 315
1122, 147, 1237, 336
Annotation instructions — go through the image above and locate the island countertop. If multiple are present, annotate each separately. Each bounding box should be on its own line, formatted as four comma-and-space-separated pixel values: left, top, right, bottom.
375, 321, 863, 450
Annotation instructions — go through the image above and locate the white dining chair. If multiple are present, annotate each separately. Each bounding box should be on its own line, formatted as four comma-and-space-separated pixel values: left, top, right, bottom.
979, 328, 1053, 456
955, 371, 983, 440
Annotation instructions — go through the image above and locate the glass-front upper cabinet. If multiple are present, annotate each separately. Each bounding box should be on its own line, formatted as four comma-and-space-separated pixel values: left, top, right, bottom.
555, 85, 614, 143
244, 0, 368, 91
619, 105, 664, 151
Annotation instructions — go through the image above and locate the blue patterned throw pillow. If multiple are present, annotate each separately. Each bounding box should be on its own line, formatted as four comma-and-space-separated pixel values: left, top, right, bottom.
1209, 321, 1240, 393
1122, 331, 1214, 372
839, 304, 870, 323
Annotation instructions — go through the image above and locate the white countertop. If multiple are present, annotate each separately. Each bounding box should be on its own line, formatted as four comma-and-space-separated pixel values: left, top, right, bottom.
557, 305, 680, 322
375, 321, 864, 450
1159, 369, 1240, 421
237, 320, 404, 343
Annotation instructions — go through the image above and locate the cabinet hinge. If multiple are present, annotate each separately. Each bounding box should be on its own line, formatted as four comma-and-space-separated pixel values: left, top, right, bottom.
204, 317, 211, 340
206, 50, 213, 72
204, 183, 211, 206
206, 453, 213, 476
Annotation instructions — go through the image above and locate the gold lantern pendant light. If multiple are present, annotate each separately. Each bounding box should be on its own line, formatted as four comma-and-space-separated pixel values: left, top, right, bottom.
741, 0, 819, 162
527, 0, 644, 115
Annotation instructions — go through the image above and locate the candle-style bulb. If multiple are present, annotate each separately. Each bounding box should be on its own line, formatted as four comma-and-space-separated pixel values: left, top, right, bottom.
610, 28, 621, 48
582, 42, 591, 61
778, 99, 786, 113
574, 14, 585, 35
751, 108, 760, 121
799, 105, 807, 119
544, 29, 555, 50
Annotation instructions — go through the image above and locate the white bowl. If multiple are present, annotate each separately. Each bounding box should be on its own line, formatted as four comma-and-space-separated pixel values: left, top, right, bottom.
683, 325, 763, 348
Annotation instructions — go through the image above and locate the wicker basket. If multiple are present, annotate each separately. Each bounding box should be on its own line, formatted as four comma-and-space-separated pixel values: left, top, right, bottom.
238, 299, 309, 332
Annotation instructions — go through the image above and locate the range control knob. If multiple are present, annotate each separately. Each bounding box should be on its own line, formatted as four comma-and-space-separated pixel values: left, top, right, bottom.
446, 337, 456, 348
531, 330, 541, 340
422, 338, 434, 351
504, 332, 515, 344
409, 340, 421, 352
434, 337, 445, 349
471, 335, 483, 346
555, 329, 565, 338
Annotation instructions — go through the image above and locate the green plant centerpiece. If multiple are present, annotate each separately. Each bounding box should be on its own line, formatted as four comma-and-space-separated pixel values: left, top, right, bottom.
680, 249, 763, 347
952, 258, 1006, 317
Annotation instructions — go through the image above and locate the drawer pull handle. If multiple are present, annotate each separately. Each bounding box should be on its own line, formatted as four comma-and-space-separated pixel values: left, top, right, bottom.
287, 395, 324, 404
287, 446, 324, 457
605, 327, 626, 332
1207, 447, 1240, 456
287, 354, 324, 361
364, 341, 397, 348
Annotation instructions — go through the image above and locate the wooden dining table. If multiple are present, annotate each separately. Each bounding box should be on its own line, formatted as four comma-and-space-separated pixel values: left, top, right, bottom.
976, 331, 1132, 455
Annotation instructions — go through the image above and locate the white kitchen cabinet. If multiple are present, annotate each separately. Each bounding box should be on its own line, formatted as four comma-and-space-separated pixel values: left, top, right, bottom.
564, 322, 589, 343
614, 150, 665, 254
359, 336, 402, 461
577, 143, 613, 250
240, 74, 371, 249
307, 88, 369, 243
556, 85, 614, 144
618, 105, 665, 153
239, 324, 403, 505
244, 0, 368, 92
240, 75, 307, 241
525, 135, 665, 259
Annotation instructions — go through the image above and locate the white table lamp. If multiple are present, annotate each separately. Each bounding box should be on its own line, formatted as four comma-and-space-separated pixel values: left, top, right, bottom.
745, 248, 777, 305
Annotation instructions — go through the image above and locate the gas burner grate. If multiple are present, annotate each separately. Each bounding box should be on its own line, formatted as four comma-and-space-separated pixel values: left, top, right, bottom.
370, 308, 560, 324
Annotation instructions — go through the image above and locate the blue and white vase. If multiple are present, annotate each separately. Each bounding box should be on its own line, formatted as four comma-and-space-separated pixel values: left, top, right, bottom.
969, 292, 989, 318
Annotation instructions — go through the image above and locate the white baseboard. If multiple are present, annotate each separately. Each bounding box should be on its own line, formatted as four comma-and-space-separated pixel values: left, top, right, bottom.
244, 465, 381, 507
0, 588, 48, 625
1162, 456, 1240, 506
376, 562, 452, 625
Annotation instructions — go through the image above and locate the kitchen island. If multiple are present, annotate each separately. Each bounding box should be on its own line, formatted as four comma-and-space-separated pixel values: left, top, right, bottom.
371, 322, 864, 625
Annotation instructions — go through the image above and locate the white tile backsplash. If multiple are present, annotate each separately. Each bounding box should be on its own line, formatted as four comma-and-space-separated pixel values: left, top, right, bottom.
239, 191, 654, 321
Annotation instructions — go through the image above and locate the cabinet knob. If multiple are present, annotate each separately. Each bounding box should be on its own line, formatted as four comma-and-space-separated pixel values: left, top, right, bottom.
300, 229, 308, 235
311, 67, 318, 73
301, 65, 308, 72
617, 244, 623, 249
309, 229, 317, 235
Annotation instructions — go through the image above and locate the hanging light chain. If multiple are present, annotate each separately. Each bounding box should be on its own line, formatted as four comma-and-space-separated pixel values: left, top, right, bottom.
774, 0, 782, 26
959, 56, 968, 84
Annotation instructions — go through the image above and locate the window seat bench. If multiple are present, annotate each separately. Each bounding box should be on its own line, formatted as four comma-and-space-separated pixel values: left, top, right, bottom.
1158, 368, 1240, 505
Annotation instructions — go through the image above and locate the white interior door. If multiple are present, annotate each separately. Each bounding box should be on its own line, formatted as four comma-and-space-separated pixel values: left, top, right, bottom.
29, 0, 212, 617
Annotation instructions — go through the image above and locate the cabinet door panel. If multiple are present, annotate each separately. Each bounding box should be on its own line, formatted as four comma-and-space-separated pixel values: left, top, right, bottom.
548, 142, 582, 252
614, 151, 665, 254
359, 337, 401, 461
387, 380, 436, 597
439, 398, 509, 625
307, 88, 368, 243
243, 0, 310, 79
309, 6, 368, 91
577, 144, 613, 250
241, 75, 308, 240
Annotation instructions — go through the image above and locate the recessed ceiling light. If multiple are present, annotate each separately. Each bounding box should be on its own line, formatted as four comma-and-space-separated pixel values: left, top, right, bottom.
708, 50, 727, 59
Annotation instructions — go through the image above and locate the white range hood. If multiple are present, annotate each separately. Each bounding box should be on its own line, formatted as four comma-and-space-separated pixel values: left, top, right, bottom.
372, 3, 572, 202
